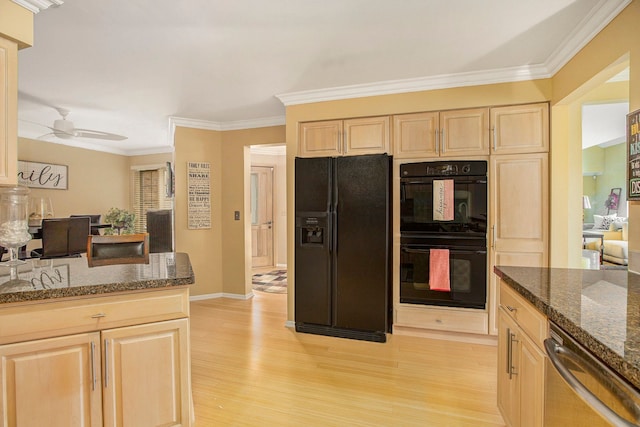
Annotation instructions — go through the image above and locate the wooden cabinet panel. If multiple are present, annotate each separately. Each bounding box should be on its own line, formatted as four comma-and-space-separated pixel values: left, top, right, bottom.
298, 120, 342, 157
497, 308, 519, 427
393, 108, 489, 158
102, 318, 190, 427
0, 287, 190, 345
488, 153, 548, 336
490, 153, 548, 256
497, 281, 547, 427
395, 305, 488, 334
344, 116, 390, 155
0, 37, 18, 185
489, 251, 546, 335
500, 283, 547, 348
519, 333, 545, 427
393, 112, 439, 158
0, 289, 192, 426
490, 103, 549, 154
440, 107, 489, 156
0, 332, 102, 427
299, 117, 390, 157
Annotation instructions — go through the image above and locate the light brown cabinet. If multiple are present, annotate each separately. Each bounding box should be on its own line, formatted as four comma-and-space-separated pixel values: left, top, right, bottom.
0, 288, 192, 427
0, 36, 18, 185
0, 332, 102, 426
393, 108, 489, 158
298, 116, 390, 157
489, 153, 549, 334
102, 319, 190, 427
490, 103, 549, 154
497, 281, 547, 427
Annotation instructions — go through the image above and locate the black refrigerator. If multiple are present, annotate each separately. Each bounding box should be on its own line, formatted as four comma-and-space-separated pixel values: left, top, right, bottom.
295, 154, 391, 343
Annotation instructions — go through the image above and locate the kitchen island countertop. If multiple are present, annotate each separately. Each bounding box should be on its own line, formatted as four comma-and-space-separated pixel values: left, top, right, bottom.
0, 252, 194, 304
494, 265, 640, 390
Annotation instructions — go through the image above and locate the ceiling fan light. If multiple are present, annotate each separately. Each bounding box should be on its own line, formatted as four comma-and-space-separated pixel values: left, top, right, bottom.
53, 118, 74, 133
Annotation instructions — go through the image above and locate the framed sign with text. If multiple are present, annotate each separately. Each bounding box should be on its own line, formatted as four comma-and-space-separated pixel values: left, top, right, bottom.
628, 108, 640, 200
17, 161, 68, 190
187, 161, 211, 229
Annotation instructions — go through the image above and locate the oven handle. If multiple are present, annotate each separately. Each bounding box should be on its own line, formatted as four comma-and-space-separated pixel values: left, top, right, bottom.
401, 247, 486, 255
401, 178, 487, 185
544, 338, 639, 427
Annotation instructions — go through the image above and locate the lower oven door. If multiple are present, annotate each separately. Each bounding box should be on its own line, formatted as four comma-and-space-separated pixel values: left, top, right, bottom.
544, 323, 640, 426
399, 243, 486, 309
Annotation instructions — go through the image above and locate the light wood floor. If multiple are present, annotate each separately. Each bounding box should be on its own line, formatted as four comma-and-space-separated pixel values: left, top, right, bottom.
190, 292, 506, 426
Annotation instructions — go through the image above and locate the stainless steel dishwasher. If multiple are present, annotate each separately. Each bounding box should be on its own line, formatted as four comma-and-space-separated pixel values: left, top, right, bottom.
544, 322, 640, 426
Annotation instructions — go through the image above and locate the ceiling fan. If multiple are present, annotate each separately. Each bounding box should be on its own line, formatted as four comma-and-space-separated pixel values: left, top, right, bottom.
37, 108, 127, 141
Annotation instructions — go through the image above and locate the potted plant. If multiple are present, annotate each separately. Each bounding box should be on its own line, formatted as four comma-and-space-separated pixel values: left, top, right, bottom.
104, 207, 136, 235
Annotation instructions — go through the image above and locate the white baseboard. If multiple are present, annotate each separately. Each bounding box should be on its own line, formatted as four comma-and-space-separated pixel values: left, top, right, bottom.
189, 292, 254, 302
284, 320, 295, 328
276, 263, 287, 268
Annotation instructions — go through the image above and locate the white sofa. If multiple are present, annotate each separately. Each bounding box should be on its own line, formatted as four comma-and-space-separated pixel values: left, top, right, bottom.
583, 222, 628, 265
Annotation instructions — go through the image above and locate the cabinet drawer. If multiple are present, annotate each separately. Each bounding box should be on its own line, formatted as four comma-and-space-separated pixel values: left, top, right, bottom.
499, 281, 547, 347
0, 287, 189, 345
396, 306, 488, 334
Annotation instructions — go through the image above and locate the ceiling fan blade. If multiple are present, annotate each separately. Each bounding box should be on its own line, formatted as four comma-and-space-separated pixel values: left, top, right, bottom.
74, 129, 128, 141
37, 132, 56, 139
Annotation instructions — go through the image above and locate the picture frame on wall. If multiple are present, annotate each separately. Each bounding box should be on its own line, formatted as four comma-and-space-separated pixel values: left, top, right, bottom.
17, 161, 68, 190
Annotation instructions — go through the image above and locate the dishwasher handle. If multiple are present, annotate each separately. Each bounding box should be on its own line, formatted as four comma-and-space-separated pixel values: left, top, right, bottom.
544, 338, 639, 427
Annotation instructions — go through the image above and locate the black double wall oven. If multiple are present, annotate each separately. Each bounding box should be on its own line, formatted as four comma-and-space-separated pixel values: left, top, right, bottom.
400, 160, 487, 309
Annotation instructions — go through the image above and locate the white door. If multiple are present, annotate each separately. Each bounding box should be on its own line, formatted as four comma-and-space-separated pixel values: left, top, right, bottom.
251, 166, 274, 267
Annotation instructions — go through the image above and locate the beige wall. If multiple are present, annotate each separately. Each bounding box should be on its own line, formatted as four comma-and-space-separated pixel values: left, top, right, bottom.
18, 137, 129, 218
173, 125, 286, 297
550, 0, 640, 271
0, 0, 33, 48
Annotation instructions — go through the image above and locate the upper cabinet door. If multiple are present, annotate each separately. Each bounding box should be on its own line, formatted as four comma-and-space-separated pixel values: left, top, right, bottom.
298, 120, 343, 157
440, 107, 490, 157
0, 37, 18, 185
393, 112, 439, 158
490, 103, 549, 154
343, 116, 390, 156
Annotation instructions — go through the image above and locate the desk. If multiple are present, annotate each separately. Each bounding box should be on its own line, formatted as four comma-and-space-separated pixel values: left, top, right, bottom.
582, 230, 604, 263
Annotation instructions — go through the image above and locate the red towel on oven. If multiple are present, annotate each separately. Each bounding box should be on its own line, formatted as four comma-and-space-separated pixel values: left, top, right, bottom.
429, 249, 451, 291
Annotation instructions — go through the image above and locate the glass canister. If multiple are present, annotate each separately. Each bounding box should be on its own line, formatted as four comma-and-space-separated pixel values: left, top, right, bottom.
0, 185, 31, 265
28, 196, 54, 227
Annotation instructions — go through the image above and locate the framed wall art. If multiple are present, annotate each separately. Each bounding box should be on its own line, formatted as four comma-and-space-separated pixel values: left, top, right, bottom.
17, 161, 68, 190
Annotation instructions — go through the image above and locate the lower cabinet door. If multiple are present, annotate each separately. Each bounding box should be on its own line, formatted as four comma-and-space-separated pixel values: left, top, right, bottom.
102, 318, 190, 427
497, 308, 519, 427
0, 332, 103, 427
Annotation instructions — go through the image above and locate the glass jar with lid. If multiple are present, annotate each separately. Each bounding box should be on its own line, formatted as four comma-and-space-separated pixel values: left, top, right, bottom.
0, 185, 31, 265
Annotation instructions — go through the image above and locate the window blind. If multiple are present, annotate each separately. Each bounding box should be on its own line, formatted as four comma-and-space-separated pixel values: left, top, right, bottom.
131, 167, 173, 232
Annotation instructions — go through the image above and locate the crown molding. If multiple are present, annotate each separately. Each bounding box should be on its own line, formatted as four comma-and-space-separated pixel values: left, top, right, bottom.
276, 0, 630, 107
545, 0, 631, 75
168, 115, 285, 145
276, 64, 551, 106
11, 0, 63, 13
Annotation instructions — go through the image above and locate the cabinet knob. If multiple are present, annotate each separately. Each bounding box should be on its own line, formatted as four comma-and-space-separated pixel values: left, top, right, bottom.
505, 305, 517, 313
90, 313, 107, 318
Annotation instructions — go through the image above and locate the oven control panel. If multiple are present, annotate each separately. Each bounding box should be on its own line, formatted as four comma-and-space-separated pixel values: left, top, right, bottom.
401, 160, 487, 177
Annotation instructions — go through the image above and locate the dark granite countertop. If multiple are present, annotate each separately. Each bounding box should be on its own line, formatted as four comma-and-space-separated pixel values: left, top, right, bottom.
0, 252, 195, 304
494, 266, 640, 390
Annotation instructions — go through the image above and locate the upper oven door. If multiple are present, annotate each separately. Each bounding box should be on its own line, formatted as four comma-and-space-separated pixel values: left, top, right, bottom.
400, 175, 487, 234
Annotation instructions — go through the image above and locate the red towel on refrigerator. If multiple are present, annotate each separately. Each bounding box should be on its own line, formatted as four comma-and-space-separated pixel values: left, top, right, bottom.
429, 249, 451, 291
